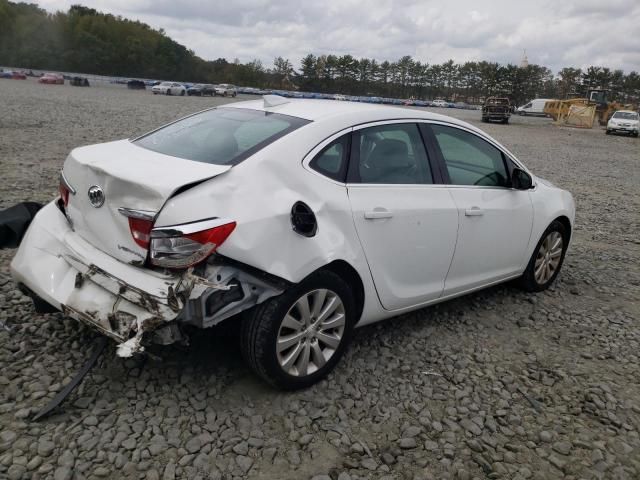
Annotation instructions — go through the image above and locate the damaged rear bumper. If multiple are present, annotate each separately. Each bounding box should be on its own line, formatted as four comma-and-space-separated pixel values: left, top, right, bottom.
10, 201, 288, 356
10, 202, 190, 355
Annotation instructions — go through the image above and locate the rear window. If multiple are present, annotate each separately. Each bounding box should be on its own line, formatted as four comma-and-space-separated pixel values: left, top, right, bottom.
134, 108, 310, 165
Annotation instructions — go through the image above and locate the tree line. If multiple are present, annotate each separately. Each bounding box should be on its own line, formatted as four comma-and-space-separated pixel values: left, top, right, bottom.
1, 1, 638, 105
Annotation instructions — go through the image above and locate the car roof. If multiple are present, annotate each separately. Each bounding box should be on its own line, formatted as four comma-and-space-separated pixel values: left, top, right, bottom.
223, 97, 475, 129
613, 110, 638, 114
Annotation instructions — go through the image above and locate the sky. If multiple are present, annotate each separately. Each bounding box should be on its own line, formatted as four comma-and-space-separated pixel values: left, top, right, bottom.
36, 0, 640, 74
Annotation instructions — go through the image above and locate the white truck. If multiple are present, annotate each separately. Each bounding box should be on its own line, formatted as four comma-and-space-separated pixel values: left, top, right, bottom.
516, 98, 553, 116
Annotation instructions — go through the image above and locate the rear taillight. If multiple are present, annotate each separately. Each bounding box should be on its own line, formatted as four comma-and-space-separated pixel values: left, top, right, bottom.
59, 171, 75, 208
149, 219, 236, 269
59, 183, 70, 207
128, 217, 154, 249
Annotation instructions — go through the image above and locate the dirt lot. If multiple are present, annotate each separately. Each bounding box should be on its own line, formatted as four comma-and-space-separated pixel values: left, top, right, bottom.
0, 79, 639, 480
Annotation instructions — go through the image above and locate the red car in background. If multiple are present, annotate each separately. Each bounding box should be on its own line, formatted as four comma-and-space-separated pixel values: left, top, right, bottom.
38, 73, 64, 84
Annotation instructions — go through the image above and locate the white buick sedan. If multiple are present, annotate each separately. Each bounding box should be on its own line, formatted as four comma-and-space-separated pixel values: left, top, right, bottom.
11, 96, 575, 389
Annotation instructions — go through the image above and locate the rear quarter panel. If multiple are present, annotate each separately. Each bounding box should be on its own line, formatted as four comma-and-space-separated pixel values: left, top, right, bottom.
153, 122, 383, 323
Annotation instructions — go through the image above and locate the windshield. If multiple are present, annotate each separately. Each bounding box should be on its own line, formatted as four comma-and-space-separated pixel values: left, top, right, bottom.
612, 112, 638, 120
134, 108, 310, 165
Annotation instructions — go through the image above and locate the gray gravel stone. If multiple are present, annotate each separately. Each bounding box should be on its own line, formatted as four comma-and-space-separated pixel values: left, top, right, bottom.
7, 464, 26, 480
399, 438, 417, 449
236, 455, 253, 474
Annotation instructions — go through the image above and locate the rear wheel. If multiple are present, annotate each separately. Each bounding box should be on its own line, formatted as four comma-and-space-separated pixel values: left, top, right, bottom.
165, 89, 171, 96
519, 220, 568, 292
240, 270, 356, 390
180, 90, 185, 96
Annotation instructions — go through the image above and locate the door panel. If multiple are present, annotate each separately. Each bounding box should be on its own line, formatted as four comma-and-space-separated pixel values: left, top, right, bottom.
444, 188, 532, 294
348, 185, 459, 310
346, 122, 458, 310
424, 123, 534, 294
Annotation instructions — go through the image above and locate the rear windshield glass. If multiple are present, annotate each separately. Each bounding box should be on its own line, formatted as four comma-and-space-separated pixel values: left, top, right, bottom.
134, 108, 310, 165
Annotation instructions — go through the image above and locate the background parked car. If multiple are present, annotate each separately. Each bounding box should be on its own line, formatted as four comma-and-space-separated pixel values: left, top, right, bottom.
187, 84, 215, 96
127, 79, 146, 90
38, 73, 64, 84
214, 84, 237, 97
606, 110, 639, 137
70, 76, 90, 87
152, 82, 186, 96
482, 97, 512, 123
432, 99, 448, 107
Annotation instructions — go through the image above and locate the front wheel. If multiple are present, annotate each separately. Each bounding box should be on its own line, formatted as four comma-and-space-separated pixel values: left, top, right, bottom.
240, 270, 356, 390
606, 130, 611, 135
519, 220, 568, 292
165, 89, 171, 96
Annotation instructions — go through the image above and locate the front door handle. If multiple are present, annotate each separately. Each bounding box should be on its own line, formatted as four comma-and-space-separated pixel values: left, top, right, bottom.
364, 209, 393, 220
465, 207, 484, 217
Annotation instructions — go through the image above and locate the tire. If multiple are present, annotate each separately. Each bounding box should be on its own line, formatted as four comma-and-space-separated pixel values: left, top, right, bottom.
180, 90, 185, 96
240, 270, 356, 390
519, 220, 569, 292
165, 89, 170, 96
606, 130, 611, 135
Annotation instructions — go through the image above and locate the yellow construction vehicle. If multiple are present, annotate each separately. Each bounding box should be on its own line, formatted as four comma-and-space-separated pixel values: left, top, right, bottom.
544, 89, 635, 128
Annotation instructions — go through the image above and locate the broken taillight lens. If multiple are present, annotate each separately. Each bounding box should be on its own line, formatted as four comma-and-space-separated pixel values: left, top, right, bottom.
128, 217, 154, 249
149, 220, 236, 269
58, 182, 70, 208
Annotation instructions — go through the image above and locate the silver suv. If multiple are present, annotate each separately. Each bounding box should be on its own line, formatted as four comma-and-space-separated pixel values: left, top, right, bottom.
214, 84, 237, 97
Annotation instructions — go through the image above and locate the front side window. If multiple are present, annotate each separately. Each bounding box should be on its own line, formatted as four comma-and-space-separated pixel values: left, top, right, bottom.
349, 123, 433, 184
135, 108, 310, 165
431, 124, 508, 187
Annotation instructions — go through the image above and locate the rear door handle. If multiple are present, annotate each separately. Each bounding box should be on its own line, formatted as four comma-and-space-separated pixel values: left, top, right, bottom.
465, 207, 484, 217
364, 209, 393, 220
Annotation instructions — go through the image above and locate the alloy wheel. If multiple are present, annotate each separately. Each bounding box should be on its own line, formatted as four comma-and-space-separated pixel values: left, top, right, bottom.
534, 231, 563, 284
276, 289, 345, 377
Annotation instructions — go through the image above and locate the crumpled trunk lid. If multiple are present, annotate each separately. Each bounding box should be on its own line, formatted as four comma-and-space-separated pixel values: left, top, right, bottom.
62, 139, 230, 265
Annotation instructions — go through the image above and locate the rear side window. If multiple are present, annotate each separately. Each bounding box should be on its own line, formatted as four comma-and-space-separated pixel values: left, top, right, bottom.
431, 124, 508, 187
309, 135, 349, 182
349, 123, 433, 184
135, 108, 310, 165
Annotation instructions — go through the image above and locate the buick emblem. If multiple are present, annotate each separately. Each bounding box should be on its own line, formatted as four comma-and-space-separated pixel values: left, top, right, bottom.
87, 185, 105, 208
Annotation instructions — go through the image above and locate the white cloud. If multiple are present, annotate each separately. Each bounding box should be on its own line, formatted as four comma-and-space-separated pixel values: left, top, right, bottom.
35, 0, 640, 73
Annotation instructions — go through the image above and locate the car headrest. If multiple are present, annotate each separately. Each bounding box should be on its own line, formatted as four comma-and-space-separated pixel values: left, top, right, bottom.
368, 139, 409, 170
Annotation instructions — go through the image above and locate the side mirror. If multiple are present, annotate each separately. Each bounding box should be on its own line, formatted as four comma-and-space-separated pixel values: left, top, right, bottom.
512, 168, 533, 190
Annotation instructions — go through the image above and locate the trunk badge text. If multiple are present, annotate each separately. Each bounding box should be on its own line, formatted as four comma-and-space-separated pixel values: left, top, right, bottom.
87, 185, 105, 208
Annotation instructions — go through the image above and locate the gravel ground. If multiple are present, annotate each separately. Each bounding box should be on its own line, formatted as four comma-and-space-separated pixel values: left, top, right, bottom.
0, 79, 639, 480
